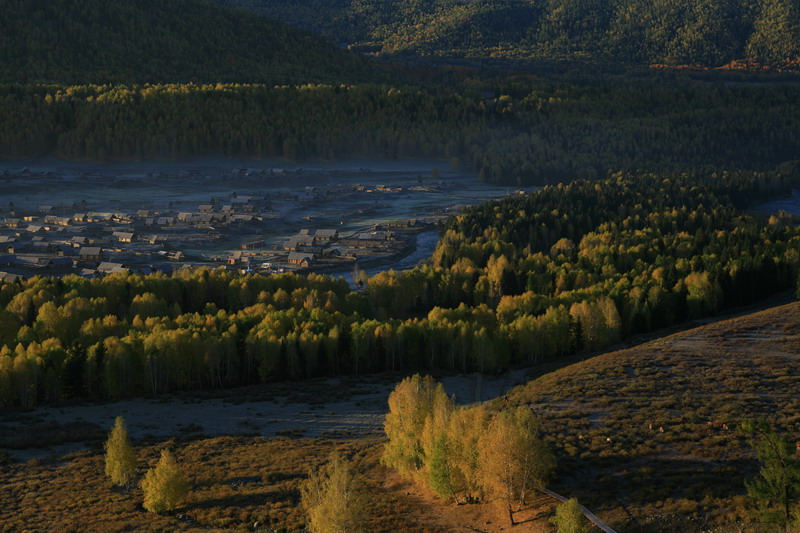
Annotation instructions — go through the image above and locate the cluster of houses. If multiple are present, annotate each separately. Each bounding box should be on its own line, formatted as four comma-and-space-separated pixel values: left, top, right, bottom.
277, 228, 398, 269
0, 167, 453, 281
0, 194, 271, 280
222, 226, 405, 273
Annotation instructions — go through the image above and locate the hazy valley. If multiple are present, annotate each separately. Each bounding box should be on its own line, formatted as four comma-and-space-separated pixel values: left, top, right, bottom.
0, 0, 799, 532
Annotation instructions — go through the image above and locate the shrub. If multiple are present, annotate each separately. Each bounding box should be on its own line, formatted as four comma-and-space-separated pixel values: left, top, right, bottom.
552, 498, 590, 533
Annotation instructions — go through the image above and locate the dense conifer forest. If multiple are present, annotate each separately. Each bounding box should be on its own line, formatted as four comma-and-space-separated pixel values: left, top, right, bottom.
0, 0, 377, 84
0, 170, 796, 406
1, 0, 799, 185
2, 80, 800, 185
218, 0, 800, 65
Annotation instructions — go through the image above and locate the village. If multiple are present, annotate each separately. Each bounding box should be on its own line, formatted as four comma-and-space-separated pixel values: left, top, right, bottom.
0, 163, 503, 281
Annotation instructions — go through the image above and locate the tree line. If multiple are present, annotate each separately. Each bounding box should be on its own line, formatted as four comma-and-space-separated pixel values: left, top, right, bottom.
2, 80, 800, 185
0, 170, 797, 406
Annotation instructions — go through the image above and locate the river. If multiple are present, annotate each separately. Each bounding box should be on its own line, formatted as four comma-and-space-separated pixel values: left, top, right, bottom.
754, 188, 800, 215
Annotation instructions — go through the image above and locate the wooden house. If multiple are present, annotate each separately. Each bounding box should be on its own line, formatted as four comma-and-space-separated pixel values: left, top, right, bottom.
314, 229, 339, 241
288, 252, 314, 267
79, 246, 103, 261
113, 231, 136, 243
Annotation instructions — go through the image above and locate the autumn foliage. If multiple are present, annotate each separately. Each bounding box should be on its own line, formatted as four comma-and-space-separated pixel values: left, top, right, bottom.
104, 416, 138, 487
141, 449, 189, 513
383, 375, 555, 524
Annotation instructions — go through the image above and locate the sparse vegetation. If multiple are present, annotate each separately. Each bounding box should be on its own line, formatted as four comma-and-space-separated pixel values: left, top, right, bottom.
504, 301, 800, 530
0, 435, 459, 532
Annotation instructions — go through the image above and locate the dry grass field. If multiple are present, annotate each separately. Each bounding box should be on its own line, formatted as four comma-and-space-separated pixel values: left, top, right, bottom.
0, 433, 561, 532
0, 436, 419, 533
1, 302, 798, 532
506, 301, 800, 532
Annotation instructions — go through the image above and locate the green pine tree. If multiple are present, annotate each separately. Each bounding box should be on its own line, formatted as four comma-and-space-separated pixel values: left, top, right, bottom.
743, 419, 800, 525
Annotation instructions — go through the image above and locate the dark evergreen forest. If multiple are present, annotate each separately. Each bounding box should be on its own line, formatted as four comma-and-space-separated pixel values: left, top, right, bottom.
0, 0, 377, 84
1, 81, 799, 186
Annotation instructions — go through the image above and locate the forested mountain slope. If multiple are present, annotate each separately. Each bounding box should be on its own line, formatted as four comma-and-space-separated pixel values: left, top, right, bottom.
3, 81, 799, 185
0, 0, 377, 84
219, 0, 800, 65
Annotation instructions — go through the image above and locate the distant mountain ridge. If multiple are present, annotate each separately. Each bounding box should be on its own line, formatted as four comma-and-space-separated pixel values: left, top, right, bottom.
0, 0, 378, 84
217, 0, 800, 66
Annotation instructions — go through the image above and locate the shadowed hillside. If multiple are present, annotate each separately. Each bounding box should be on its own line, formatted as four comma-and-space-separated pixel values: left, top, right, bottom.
219, 0, 800, 66
505, 301, 800, 531
0, 0, 378, 84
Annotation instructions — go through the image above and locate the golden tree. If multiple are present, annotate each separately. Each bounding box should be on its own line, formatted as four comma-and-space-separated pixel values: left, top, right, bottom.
301, 453, 369, 533
445, 405, 489, 502
478, 407, 554, 525
382, 374, 449, 480
141, 449, 189, 513
104, 416, 137, 486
